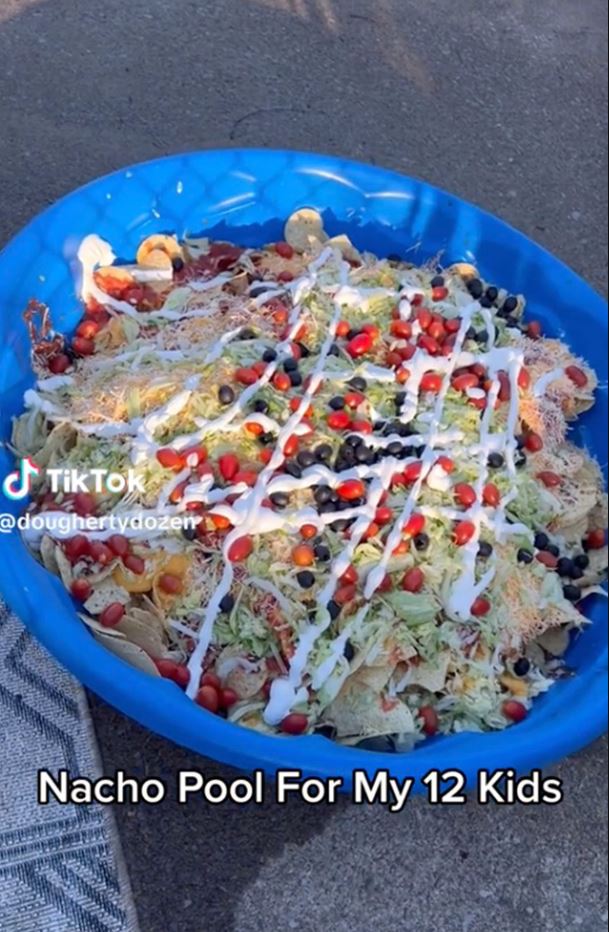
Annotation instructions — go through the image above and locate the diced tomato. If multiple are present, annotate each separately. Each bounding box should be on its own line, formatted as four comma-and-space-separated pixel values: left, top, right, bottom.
402, 567, 424, 592
219, 688, 239, 709
537, 471, 562, 488
527, 321, 542, 339
340, 564, 359, 585
518, 367, 531, 390
280, 713, 308, 735
344, 391, 365, 409
502, 700, 527, 723
403, 461, 423, 483
327, 410, 352, 430
418, 334, 440, 355
497, 371, 511, 402
586, 528, 607, 550
300, 524, 318, 540
227, 536, 253, 562
72, 336, 95, 356
99, 602, 125, 628
272, 371, 291, 392
394, 366, 410, 385
157, 448, 184, 470
218, 454, 239, 481
346, 332, 373, 358
415, 307, 432, 330
252, 361, 267, 377
275, 241, 294, 259
399, 344, 417, 362
536, 551, 558, 569
292, 544, 314, 566
378, 573, 393, 593
361, 322, 380, 339
169, 480, 189, 504
277, 270, 294, 283
182, 444, 207, 466
281, 435, 299, 458
420, 372, 443, 393
392, 538, 410, 555
48, 353, 71, 374
259, 448, 273, 465
386, 351, 403, 369
362, 521, 380, 541
334, 584, 357, 605
73, 492, 96, 517
195, 685, 220, 713
453, 521, 476, 546
482, 483, 501, 507
64, 535, 91, 563
107, 534, 129, 557
233, 470, 258, 487
76, 319, 100, 340
451, 372, 479, 392
431, 285, 449, 302
525, 431, 544, 453
444, 317, 461, 334
565, 365, 588, 388
403, 513, 425, 537
390, 320, 412, 339
436, 455, 455, 473
470, 362, 487, 379
471, 596, 491, 616
89, 542, 114, 566
271, 305, 289, 325
123, 554, 146, 575
336, 320, 351, 338
454, 483, 477, 507
234, 367, 259, 386
351, 419, 373, 433
375, 506, 393, 526
71, 578, 92, 602
419, 705, 439, 736
158, 573, 182, 594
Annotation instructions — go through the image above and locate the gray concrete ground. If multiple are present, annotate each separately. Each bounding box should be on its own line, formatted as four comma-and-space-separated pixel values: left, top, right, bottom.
1, 1, 607, 930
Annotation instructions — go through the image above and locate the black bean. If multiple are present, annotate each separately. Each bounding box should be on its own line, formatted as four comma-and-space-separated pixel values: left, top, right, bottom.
414, 533, 430, 551
355, 445, 373, 464
517, 548, 534, 564
343, 640, 355, 662
314, 444, 333, 462
485, 286, 499, 303
239, 327, 256, 340
182, 525, 197, 541
563, 584, 582, 603
476, 329, 489, 344
465, 326, 477, 341
479, 296, 493, 308
327, 600, 341, 620
219, 593, 235, 613
318, 501, 336, 515
534, 532, 549, 550
297, 450, 316, 468
570, 565, 584, 580
514, 449, 527, 469
295, 341, 311, 357
330, 517, 351, 532
289, 371, 303, 387
346, 328, 359, 341
328, 343, 340, 356
338, 446, 356, 467
262, 348, 277, 363
487, 452, 505, 469
387, 440, 403, 457
297, 570, 315, 589
253, 399, 269, 414
348, 377, 367, 392
515, 434, 526, 449
503, 295, 518, 314
329, 396, 345, 410
395, 391, 407, 406
283, 357, 298, 372
314, 543, 331, 562
467, 278, 483, 299
250, 284, 272, 298
557, 557, 575, 578
431, 274, 445, 288
172, 256, 185, 272
218, 384, 235, 406
513, 657, 530, 677
574, 553, 590, 570
270, 491, 289, 509
478, 540, 494, 559
314, 485, 333, 505
547, 544, 560, 558
260, 432, 275, 445
506, 315, 520, 328
284, 460, 302, 478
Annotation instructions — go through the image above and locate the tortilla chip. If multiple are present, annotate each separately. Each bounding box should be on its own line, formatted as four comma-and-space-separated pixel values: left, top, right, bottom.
325, 677, 415, 738
407, 651, 451, 693
324, 234, 361, 263
40, 535, 60, 573
112, 560, 157, 594
136, 234, 183, 267
84, 578, 131, 615
536, 626, 571, 657
579, 547, 608, 588
116, 607, 168, 657
54, 545, 74, 588
92, 629, 160, 676
284, 208, 328, 253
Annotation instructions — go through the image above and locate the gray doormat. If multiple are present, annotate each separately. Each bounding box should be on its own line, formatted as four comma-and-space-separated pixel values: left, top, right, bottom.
0, 603, 140, 932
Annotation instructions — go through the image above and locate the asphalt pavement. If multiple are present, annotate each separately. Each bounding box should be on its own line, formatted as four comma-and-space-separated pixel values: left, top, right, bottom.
1, 1, 607, 930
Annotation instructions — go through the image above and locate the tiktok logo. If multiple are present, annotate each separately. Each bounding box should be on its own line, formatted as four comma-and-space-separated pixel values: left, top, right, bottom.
2, 457, 41, 500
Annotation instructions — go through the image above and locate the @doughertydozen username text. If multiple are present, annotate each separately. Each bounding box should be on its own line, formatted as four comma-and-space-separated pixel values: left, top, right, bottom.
38, 768, 563, 809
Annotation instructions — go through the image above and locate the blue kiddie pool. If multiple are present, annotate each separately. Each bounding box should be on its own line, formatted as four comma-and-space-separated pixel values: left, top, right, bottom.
0, 150, 606, 792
